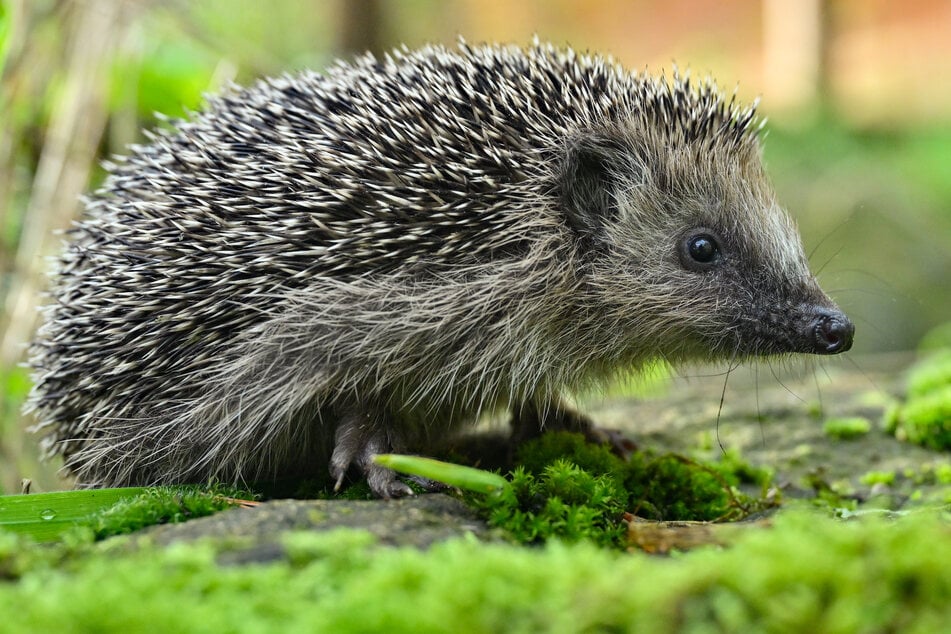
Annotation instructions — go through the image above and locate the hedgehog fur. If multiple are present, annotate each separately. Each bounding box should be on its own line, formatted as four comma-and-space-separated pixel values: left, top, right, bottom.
27, 39, 853, 497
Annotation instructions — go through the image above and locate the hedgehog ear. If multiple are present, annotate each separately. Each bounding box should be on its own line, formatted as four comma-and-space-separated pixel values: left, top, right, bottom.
560, 139, 623, 243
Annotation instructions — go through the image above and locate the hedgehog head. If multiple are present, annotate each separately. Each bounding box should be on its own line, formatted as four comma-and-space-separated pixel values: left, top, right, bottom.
558, 77, 853, 363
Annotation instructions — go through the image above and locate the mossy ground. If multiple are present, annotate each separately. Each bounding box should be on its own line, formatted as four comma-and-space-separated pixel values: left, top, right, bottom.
1, 510, 949, 633
885, 350, 951, 451
471, 432, 774, 547
83, 485, 250, 540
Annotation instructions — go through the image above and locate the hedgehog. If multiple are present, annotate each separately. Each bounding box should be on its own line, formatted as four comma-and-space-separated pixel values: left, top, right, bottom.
26, 40, 854, 498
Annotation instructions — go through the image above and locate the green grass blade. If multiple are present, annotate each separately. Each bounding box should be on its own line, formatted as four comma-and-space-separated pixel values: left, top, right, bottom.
0, 488, 149, 542
374, 454, 508, 494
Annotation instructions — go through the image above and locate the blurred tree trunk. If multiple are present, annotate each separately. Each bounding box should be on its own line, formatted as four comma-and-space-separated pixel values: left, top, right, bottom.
0, 0, 132, 367
762, 0, 833, 116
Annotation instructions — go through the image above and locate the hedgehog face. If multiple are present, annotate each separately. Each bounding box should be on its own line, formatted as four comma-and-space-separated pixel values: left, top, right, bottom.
660, 207, 854, 360
560, 128, 853, 362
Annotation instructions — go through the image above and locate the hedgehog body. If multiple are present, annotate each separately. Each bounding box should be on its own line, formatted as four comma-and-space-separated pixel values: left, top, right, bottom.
27, 41, 853, 497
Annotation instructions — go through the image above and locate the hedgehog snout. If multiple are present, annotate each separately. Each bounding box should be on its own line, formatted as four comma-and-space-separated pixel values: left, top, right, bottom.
732, 298, 855, 357
808, 307, 854, 355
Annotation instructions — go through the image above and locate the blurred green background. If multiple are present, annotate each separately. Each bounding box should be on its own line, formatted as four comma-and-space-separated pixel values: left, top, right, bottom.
1, 0, 949, 492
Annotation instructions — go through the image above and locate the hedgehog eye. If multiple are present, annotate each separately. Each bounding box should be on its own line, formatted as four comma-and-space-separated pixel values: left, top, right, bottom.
678, 231, 722, 271
688, 235, 718, 262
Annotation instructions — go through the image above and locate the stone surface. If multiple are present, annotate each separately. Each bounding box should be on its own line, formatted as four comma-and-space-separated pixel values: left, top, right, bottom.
585, 352, 945, 505
140, 494, 491, 555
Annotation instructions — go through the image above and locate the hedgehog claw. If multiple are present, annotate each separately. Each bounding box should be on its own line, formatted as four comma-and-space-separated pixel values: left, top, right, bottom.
367, 463, 415, 499
406, 475, 449, 492
329, 408, 414, 498
329, 422, 363, 491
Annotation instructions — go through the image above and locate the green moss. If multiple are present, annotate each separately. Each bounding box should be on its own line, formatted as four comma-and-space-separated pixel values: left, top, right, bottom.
0, 531, 50, 581
473, 433, 772, 547
897, 386, 951, 451
882, 401, 902, 434
711, 448, 774, 489
82, 485, 247, 540
907, 349, 951, 398
479, 462, 625, 547
902, 462, 951, 486
897, 462, 951, 506
823, 416, 872, 440
803, 471, 859, 514
938, 464, 951, 485
860, 470, 896, 487
886, 351, 951, 451
1, 511, 949, 633
624, 453, 746, 521
515, 430, 623, 476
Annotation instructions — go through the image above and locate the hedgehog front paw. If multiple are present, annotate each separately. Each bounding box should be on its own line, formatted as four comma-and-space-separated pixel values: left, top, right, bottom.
329, 410, 414, 499
510, 400, 594, 442
511, 400, 637, 459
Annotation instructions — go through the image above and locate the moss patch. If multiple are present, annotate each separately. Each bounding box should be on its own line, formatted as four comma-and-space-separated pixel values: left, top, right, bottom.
823, 416, 872, 440
83, 485, 249, 540
472, 432, 774, 547
1, 511, 949, 633
907, 349, 951, 398
888, 350, 951, 451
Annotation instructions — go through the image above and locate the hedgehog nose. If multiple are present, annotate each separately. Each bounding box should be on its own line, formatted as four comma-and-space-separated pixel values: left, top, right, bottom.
811, 309, 854, 354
